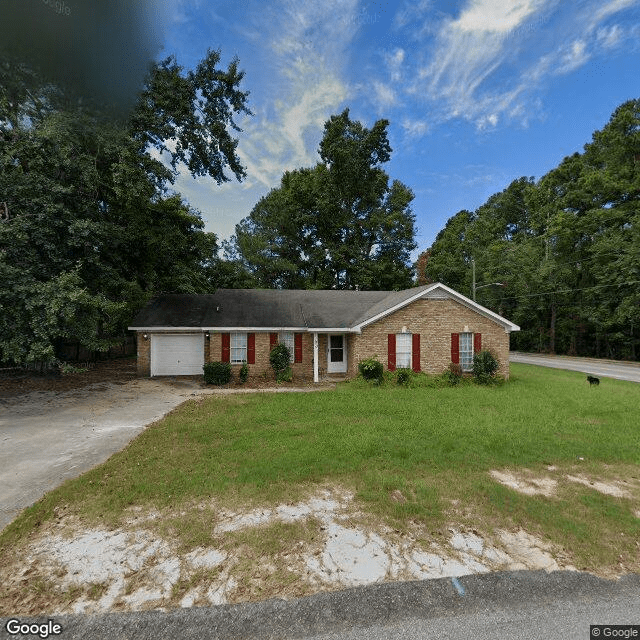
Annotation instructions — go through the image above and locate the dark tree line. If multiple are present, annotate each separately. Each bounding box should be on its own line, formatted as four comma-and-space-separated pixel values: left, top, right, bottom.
418, 99, 640, 360
0, 50, 251, 364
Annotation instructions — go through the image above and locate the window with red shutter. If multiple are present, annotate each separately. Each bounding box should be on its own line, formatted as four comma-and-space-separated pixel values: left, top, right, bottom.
450, 333, 459, 364
474, 333, 482, 354
294, 333, 303, 363
388, 334, 396, 371
221, 333, 230, 363
412, 334, 421, 372
247, 333, 255, 364
269, 333, 278, 349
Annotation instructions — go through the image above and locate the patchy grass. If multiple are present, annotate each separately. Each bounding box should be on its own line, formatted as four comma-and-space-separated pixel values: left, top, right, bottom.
1, 363, 639, 579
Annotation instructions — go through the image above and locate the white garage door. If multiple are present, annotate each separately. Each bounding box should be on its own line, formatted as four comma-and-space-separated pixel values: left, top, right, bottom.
151, 334, 204, 376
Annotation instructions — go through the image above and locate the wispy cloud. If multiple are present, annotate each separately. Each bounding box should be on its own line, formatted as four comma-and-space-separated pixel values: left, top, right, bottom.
413, 0, 549, 124
401, 117, 429, 137
399, 0, 640, 131
235, 0, 358, 189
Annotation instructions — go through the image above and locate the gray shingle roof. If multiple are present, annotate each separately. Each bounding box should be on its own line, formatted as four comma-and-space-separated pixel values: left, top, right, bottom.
129, 286, 433, 330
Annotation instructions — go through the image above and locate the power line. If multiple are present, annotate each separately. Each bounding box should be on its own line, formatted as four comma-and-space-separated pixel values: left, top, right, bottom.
498, 280, 640, 301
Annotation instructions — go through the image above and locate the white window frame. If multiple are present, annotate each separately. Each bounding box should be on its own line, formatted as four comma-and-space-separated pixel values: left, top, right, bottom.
230, 332, 247, 364
279, 332, 295, 363
396, 333, 412, 369
459, 332, 473, 372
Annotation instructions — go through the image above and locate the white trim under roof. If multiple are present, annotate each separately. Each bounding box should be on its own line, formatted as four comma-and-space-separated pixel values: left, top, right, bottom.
128, 326, 306, 332
352, 283, 520, 333
305, 328, 359, 333
128, 326, 209, 332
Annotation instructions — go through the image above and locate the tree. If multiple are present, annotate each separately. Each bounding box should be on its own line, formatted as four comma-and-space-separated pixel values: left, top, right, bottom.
130, 49, 252, 184
0, 49, 251, 365
235, 109, 416, 290
418, 99, 640, 360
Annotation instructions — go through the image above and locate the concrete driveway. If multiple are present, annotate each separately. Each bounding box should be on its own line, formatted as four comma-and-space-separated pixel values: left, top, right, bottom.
510, 352, 640, 383
0, 378, 206, 532
0, 379, 334, 533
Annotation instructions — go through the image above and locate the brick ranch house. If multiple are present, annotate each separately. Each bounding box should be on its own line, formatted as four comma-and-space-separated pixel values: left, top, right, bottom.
128, 283, 520, 382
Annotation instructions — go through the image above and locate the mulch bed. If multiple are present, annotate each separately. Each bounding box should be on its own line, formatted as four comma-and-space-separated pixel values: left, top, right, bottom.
0, 358, 139, 397
0, 358, 333, 398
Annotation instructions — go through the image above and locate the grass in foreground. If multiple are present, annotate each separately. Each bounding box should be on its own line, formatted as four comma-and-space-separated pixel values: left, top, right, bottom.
1, 363, 639, 575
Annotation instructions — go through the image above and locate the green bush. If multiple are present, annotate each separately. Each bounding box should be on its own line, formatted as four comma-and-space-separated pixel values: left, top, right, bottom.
472, 350, 499, 384
396, 368, 412, 386
239, 363, 249, 384
443, 362, 463, 386
276, 367, 293, 383
269, 343, 291, 378
203, 361, 232, 385
358, 356, 384, 382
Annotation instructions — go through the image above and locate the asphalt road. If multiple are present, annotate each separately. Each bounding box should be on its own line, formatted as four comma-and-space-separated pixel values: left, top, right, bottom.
2, 571, 638, 640
510, 352, 640, 383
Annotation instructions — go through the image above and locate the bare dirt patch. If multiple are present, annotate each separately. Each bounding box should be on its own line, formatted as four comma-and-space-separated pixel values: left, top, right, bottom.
490, 467, 640, 501
565, 475, 634, 498
0, 486, 582, 616
489, 470, 557, 496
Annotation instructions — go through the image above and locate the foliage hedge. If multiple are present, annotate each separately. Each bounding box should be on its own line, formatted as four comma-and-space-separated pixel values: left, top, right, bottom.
203, 361, 232, 385
358, 356, 384, 382
270, 343, 291, 377
472, 350, 499, 384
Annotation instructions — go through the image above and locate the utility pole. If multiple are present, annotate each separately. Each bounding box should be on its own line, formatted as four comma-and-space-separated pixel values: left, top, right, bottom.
472, 257, 505, 302
472, 257, 476, 301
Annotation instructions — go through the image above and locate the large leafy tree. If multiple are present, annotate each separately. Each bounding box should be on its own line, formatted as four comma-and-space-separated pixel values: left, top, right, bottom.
234, 109, 416, 290
420, 99, 640, 359
0, 50, 251, 364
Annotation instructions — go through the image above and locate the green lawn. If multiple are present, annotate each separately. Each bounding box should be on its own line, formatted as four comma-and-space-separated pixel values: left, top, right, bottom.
2, 363, 639, 573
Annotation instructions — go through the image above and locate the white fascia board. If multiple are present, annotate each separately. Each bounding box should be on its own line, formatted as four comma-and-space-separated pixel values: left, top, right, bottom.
305, 328, 360, 333
435, 283, 521, 332
131, 327, 362, 333
352, 283, 520, 333
202, 327, 306, 332
128, 327, 208, 332
129, 327, 306, 332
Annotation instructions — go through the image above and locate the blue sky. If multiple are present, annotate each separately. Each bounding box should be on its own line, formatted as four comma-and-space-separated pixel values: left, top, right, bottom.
157, 0, 640, 257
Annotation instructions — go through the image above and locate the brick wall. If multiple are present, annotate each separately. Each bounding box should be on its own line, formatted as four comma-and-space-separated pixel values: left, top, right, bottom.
352, 298, 512, 378
136, 297, 513, 379
136, 332, 150, 376
208, 332, 317, 380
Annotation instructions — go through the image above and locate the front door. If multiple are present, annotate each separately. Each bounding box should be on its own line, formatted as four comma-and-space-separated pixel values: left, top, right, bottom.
327, 334, 347, 373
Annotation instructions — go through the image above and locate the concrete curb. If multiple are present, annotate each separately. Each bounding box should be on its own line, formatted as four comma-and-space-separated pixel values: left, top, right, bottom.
3, 571, 639, 640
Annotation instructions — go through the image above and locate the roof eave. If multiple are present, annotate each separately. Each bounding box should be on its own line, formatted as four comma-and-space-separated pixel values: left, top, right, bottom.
352, 283, 520, 333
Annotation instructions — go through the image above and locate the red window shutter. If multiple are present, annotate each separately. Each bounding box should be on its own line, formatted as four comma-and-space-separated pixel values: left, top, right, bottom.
294, 333, 303, 363
451, 333, 459, 364
247, 333, 255, 364
387, 334, 396, 371
269, 333, 278, 349
412, 334, 421, 372
474, 333, 482, 354
221, 333, 230, 363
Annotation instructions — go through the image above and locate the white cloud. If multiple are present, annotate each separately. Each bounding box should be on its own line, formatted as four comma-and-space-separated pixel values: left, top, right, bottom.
235, 0, 358, 189
401, 117, 429, 138
413, 0, 549, 126
386, 48, 406, 82
596, 24, 623, 48
372, 81, 397, 110
556, 40, 590, 74
400, 0, 639, 130
455, 0, 547, 33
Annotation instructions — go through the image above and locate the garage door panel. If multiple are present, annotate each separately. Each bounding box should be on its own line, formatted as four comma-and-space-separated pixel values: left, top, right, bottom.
151, 334, 204, 376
